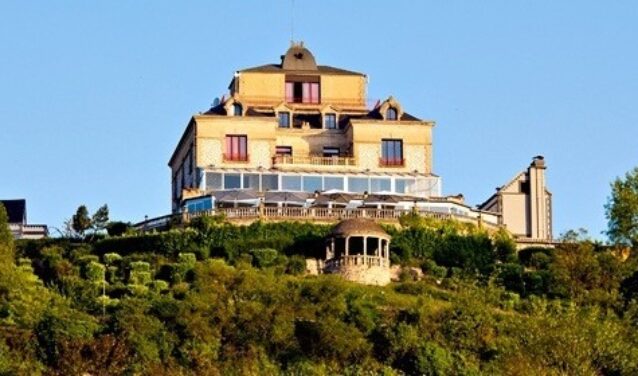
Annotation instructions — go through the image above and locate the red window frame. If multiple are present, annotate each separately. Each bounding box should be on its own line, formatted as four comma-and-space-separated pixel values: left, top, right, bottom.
224, 135, 248, 162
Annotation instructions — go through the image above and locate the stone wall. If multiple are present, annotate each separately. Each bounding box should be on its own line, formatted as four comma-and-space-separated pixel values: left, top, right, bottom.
331, 264, 391, 286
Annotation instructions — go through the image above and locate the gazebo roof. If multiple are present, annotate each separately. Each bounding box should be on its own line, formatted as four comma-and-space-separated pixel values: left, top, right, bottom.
330, 218, 389, 238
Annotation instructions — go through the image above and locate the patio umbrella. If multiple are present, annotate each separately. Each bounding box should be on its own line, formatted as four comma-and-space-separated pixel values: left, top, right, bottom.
213, 189, 260, 207
264, 191, 311, 207
312, 192, 354, 207
362, 194, 402, 208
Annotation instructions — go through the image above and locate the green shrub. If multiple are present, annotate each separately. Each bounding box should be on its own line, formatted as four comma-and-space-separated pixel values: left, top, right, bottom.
250, 248, 279, 268
286, 255, 307, 275
103, 252, 123, 265
85, 261, 106, 283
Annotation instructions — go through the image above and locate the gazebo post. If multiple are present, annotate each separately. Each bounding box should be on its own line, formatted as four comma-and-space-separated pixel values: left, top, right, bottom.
363, 236, 368, 257
378, 238, 382, 258
345, 236, 349, 256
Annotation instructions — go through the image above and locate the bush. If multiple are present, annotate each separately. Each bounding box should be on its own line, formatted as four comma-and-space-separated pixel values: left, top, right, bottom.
103, 252, 123, 265
85, 262, 106, 283
421, 259, 447, 279
250, 248, 279, 268
286, 255, 307, 275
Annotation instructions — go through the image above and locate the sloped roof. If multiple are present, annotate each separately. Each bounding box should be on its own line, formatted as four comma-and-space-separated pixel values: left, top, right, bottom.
239, 64, 364, 76
330, 218, 389, 238
361, 107, 423, 121
0, 199, 26, 224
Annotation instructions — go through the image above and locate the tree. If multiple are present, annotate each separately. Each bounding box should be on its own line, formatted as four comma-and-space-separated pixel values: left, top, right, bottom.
606, 167, 638, 248
72, 205, 91, 237
91, 204, 109, 234
0, 203, 14, 263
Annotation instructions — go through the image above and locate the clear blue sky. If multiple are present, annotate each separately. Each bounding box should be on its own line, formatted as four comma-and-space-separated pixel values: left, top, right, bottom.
1, 1, 636, 239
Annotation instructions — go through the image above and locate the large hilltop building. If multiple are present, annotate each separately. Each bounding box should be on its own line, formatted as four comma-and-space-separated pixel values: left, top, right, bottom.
167, 42, 553, 247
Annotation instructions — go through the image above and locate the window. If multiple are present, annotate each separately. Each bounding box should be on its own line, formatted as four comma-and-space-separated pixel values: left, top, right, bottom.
276, 146, 293, 156
323, 147, 339, 157
282, 175, 302, 191
386, 107, 398, 120
262, 174, 279, 191
224, 173, 241, 189
285, 80, 320, 104
224, 135, 248, 162
324, 113, 337, 129
370, 178, 391, 193
185, 197, 213, 213
324, 176, 344, 191
348, 177, 369, 193
278, 112, 290, 128
395, 178, 411, 194
381, 139, 403, 166
243, 174, 260, 190
303, 176, 322, 192
233, 103, 242, 116
206, 173, 223, 190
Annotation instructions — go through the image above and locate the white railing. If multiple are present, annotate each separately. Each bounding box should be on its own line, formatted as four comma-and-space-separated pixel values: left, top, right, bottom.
325, 255, 389, 269
272, 155, 357, 167
141, 206, 501, 231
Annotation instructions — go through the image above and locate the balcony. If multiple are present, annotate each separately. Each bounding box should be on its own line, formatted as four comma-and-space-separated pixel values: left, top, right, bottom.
379, 158, 405, 167
272, 155, 357, 169
223, 153, 250, 163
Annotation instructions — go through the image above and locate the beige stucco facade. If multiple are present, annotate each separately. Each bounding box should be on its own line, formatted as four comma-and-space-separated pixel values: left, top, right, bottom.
166, 42, 553, 244
169, 43, 438, 211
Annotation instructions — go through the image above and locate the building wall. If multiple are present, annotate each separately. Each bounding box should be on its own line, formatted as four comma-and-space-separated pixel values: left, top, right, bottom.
235, 72, 366, 108
501, 193, 528, 236
320, 75, 366, 107
195, 116, 277, 169
236, 72, 285, 104
351, 121, 433, 174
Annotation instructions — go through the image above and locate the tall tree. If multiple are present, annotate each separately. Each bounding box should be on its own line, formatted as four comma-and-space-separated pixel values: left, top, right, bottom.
71, 205, 91, 237
605, 167, 638, 248
0, 203, 14, 264
91, 204, 109, 234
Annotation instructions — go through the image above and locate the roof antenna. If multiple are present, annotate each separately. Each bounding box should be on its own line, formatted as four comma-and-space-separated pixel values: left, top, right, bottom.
290, 0, 295, 44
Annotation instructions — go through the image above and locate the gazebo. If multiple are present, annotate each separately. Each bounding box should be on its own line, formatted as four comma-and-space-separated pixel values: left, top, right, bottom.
324, 218, 391, 285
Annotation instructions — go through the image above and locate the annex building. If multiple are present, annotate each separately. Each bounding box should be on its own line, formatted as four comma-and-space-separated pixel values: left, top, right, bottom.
167, 42, 553, 246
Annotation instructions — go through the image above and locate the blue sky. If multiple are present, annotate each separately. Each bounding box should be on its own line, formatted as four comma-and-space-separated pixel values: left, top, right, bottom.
1, 1, 636, 239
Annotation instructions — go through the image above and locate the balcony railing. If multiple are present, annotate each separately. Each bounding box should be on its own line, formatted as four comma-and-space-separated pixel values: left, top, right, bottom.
273, 155, 357, 167
325, 255, 389, 269
223, 153, 250, 163
379, 158, 405, 167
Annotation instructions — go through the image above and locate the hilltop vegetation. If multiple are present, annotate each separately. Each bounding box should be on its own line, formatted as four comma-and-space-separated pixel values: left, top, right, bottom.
2, 167, 638, 376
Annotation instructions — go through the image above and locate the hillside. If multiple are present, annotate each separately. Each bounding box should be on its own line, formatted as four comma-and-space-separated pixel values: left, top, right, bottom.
1, 212, 638, 375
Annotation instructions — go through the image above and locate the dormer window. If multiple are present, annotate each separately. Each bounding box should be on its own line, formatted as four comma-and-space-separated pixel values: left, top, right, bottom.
386, 107, 398, 121
278, 112, 290, 128
233, 103, 243, 116
324, 113, 337, 129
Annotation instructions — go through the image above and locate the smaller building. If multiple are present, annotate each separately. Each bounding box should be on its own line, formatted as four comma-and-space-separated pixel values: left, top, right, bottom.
478, 156, 552, 242
324, 218, 391, 285
1, 199, 48, 239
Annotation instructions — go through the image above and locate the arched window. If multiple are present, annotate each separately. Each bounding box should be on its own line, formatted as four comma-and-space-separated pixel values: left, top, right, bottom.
386, 107, 397, 120
233, 104, 242, 116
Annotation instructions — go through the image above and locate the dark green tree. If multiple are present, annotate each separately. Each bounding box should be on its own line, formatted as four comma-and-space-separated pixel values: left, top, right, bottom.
72, 205, 91, 237
605, 167, 638, 248
0, 204, 14, 263
91, 204, 109, 235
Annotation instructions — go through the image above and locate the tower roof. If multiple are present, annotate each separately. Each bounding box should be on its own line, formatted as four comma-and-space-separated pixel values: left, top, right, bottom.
281, 42, 317, 70
238, 42, 364, 76
330, 218, 389, 238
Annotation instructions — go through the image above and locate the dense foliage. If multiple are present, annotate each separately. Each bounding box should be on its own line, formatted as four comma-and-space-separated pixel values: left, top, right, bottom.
2, 205, 638, 375
606, 166, 638, 248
